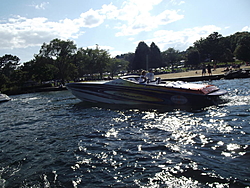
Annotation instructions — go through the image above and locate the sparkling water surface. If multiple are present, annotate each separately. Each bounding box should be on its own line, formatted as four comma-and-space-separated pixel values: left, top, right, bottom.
0, 78, 249, 188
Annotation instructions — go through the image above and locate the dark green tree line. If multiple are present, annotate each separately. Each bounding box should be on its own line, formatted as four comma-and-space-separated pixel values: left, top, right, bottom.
0, 39, 129, 91
234, 34, 250, 62
131, 41, 163, 70
125, 32, 250, 71
37, 39, 78, 83
188, 31, 250, 65
162, 48, 182, 71
0, 54, 20, 89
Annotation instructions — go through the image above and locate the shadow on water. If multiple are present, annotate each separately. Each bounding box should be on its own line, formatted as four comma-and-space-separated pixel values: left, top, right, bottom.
72, 100, 227, 113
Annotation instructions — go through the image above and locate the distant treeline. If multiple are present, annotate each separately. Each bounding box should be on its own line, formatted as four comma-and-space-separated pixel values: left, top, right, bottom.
117, 31, 250, 70
0, 31, 250, 92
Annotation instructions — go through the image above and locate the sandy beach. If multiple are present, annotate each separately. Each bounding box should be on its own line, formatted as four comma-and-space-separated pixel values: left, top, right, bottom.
158, 65, 249, 79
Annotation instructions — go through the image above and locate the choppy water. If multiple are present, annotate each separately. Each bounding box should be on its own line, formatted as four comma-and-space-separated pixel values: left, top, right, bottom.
0, 78, 249, 188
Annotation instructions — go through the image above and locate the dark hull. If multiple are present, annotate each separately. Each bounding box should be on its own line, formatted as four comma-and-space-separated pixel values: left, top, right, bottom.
0, 100, 10, 103
67, 81, 224, 109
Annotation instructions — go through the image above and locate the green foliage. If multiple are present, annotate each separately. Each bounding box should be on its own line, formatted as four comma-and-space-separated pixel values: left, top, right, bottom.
0, 73, 9, 89
107, 58, 129, 78
149, 42, 163, 68
193, 32, 224, 62
76, 47, 111, 79
0, 54, 20, 78
30, 56, 57, 83
229, 32, 250, 53
132, 41, 150, 70
37, 38, 77, 82
0, 54, 20, 89
193, 31, 250, 63
162, 48, 181, 71
234, 35, 250, 62
76, 48, 96, 76
95, 48, 110, 79
116, 53, 135, 70
186, 47, 200, 67
131, 41, 163, 70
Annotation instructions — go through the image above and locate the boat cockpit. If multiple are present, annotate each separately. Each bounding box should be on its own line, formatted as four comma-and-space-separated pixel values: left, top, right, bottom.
121, 75, 162, 85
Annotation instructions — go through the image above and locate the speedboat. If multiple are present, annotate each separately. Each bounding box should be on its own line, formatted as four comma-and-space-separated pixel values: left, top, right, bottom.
66, 75, 227, 109
0, 93, 11, 103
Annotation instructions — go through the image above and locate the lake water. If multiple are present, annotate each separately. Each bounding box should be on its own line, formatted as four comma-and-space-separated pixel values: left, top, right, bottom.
0, 78, 249, 188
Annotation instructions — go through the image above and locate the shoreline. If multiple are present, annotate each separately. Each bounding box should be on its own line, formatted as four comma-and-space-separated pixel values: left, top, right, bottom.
4, 66, 250, 96
159, 65, 248, 79
159, 65, 249, 81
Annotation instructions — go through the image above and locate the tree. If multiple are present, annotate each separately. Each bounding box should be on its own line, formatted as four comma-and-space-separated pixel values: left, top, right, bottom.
186, 47, 200, 68
94, 46, 110, 79
33, 56, 58, 83
162, 48, 181, 71
149, 42, 163, 68
132, 41, 150, 70
10, 69, 27, 86
20, 60, 36, 82
206, 32, 224, 62
0, 54, 20, 89
234, 35, 250, 62
107, 58, 129, 79
193, 38, 207, 62
38, 39, 77, 83
76, 47, 111, 79
76, 48, 95, 78
0, 73, 9, 89
219, 48, 234, 63
229, 32, 250, 53
116, 53, 135, 71
0, 54, 20, 78
194, 32, 225, 63
74, 49, 89, 78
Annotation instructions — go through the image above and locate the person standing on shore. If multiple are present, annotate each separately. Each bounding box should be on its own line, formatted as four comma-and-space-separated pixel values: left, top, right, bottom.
202, 64, 206, 76
207, 64, 212, 76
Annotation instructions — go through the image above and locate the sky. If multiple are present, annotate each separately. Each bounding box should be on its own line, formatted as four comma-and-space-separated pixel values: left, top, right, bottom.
0, 0, 250, 63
